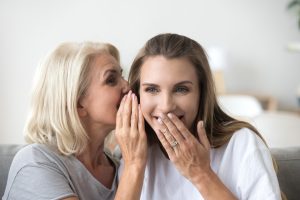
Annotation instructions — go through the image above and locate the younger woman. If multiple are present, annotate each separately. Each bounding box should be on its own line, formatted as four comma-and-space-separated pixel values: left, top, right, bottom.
121, 33, 281, 199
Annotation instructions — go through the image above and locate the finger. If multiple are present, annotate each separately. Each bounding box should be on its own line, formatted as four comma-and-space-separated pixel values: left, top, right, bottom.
130, 93, 138, 131
160, 114, 185, 144
155, 128, 176, 157
123, 90, 132, 127
116, 94, 127, 130
197, 121, 210, 149
167, 113, 190, 141
157, 117, 176, 145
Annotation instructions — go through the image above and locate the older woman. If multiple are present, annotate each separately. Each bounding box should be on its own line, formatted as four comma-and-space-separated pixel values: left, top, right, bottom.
2, 42, 147, 200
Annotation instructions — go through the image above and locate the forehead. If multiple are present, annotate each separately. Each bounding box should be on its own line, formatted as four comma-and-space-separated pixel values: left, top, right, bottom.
89, 53, 120, 75
140, 56, 199, 84
91, 53, 119, 69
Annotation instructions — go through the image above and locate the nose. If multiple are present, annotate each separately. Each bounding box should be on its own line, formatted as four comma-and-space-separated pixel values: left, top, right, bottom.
157, 92, 176, 114
121, 78, 130, 94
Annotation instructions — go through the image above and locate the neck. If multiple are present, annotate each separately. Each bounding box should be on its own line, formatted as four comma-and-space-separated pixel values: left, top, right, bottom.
76, 125, 113, 169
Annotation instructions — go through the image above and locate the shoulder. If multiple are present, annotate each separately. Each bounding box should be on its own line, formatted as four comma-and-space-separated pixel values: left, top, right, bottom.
4, 144, 78, 199
229, 130, 281, 198
211, 128, 281, 198
10, 143, 70, 175
228, 128, 267, 153
7, 143, 76, 187
13, 143, 61, 164
221, 128, 276, 178
211, 128, 270, 168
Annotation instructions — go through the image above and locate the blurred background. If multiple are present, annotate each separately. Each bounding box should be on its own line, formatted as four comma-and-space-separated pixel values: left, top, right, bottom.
1, 0, 300, 146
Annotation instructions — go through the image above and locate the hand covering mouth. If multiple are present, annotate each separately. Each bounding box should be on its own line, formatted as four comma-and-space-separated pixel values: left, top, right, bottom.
153, 115, 184, 120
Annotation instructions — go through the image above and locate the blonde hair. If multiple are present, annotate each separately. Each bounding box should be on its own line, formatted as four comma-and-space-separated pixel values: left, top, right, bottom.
25, 42, 120, 155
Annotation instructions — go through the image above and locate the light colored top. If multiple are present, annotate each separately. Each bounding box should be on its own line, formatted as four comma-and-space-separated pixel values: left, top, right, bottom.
119, 128, 281, 200
2, 144, 118, 200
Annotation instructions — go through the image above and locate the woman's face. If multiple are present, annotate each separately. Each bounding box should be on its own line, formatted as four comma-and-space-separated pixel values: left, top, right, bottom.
139, 56, 200, 132
79, 53, 128, 130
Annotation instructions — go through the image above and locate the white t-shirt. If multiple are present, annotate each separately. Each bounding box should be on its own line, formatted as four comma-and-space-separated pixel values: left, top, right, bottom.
119, 128, 281, 200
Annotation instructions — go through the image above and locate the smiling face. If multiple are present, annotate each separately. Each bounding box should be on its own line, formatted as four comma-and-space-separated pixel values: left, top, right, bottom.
78, 53, 128, 131
139, 56, 200, 133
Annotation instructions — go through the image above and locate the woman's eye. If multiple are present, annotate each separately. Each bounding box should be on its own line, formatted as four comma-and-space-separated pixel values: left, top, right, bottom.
175, 86, 189, 93
145, 87, 159, 93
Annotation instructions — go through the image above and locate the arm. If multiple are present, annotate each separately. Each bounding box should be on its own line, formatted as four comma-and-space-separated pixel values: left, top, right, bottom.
115, 163, 146, 200
114, 91, 147, 200
63, 93, 147, 200
156, 113, 237, 200
191, 168, 237, 200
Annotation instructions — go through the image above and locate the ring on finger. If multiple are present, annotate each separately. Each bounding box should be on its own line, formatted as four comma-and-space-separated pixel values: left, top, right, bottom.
170, 140, 178, 148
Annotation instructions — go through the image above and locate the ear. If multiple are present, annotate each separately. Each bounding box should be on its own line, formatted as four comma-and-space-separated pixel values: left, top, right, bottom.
77, 100, 87, 117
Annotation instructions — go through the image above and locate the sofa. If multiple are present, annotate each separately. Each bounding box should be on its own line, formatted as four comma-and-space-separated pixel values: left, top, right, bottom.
1, 145, 299, 199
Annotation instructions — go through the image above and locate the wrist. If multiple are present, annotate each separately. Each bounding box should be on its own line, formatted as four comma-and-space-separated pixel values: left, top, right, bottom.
192, 168, 216, 193
122, 163, 146, 184
192, 168, 236, 199
124, 161, 147, 173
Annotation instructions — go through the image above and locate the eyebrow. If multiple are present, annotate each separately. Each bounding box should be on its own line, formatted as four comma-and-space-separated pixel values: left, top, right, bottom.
141, 81, 193, 86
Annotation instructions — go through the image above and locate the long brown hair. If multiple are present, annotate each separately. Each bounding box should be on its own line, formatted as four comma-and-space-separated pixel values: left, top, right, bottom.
128, 33, 285, 199
129, 33, 263, 147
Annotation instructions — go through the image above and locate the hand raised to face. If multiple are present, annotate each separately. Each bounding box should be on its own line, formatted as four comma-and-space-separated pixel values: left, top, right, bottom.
155, 113, 211, 185
115, 91, 148, 169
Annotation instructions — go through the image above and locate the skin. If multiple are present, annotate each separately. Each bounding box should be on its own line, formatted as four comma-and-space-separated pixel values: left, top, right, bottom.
114, 90, 148, 200
64, 54, 147, 200
139, 55, 200, 132
139, 55, 237, 200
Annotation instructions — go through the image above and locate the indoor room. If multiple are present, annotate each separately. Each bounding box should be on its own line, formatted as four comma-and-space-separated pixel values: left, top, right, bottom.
0, 0, 299, 199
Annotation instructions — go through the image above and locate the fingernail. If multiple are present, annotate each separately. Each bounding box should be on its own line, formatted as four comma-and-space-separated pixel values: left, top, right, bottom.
199, 121, 204, 128
167, 113, 173, 119
131, 93, 135, 100
157, 117, 163, 124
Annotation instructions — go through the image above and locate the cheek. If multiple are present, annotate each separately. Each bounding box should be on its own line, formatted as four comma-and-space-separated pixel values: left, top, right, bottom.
177, 93, 198, 114
140, 94, 154, 119
186, 96, 199, 120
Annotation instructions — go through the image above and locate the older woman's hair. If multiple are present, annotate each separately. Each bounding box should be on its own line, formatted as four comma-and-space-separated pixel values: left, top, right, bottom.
25, 42, 120, 155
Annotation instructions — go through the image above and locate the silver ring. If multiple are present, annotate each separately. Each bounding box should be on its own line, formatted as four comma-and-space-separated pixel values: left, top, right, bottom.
170, 140, 178, 148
